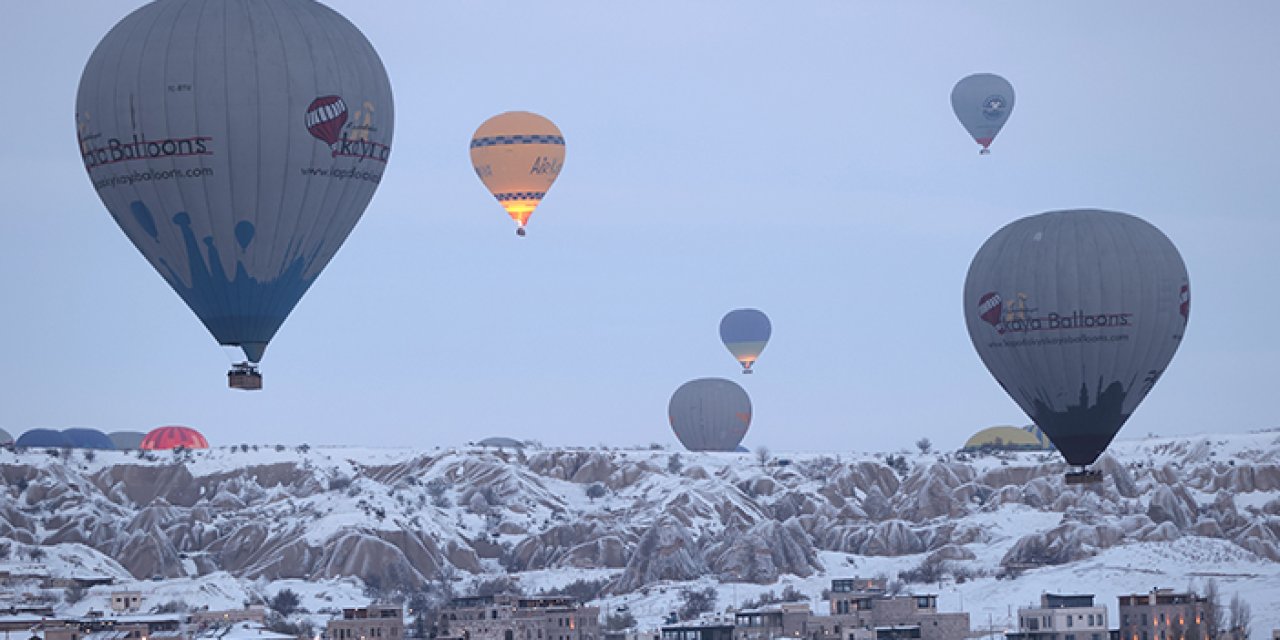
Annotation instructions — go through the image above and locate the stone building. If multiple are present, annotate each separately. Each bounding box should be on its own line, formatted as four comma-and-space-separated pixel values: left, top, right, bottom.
188, 605, 268, 630
327, 605, 406, 640
438, 595, 599, 640
1007, 594, 1108, 640
734, 603, 812, 640
109, 592, 142, 614
661, 622, 735, 640
825, 578, 969, 640
1117, 590, 1208, 640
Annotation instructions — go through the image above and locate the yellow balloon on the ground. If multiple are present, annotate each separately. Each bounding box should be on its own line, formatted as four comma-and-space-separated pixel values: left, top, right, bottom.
469, 111, 565, 236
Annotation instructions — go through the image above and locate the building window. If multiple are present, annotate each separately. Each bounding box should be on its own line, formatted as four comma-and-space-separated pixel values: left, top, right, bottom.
1141, 615, 1148, 626
1068, 616, 1074, 628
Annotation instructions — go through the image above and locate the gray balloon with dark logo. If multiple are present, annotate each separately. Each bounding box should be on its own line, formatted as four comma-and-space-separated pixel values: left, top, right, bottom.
76, 0, 394, 364
668, 378, 753, 452
963, 209, 1189, 466
951, 73, 1015, 154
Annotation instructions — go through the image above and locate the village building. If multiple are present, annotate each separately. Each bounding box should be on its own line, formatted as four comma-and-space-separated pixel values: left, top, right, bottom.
825, 578, 970, 640
1117, 590, 1208, 640
437, 595, 599, 640
108, 593, 142, 615
326, 605, 405, 640
1007, 594, 1109, 640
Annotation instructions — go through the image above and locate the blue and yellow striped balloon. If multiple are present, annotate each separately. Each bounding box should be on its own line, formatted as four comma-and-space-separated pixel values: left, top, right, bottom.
720, 309, 771, 374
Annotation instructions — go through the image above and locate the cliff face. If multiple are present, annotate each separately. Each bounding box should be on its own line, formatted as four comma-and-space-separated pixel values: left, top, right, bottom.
1, 433, 1279, 593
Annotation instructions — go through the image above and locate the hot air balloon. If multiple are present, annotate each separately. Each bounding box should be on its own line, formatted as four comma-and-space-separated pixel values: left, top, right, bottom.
140, 426, 209, 450
964, 209, 1189, 483
76, 0, 395, 389
720, 309, 771, 374
951, 73, 1014, 154
470, 112, 565, 236
62, 428, 116, 450
16, 429, 74, 449
108, 430, 147, 450
0, 428, 12, 446
668, 378, 752, 452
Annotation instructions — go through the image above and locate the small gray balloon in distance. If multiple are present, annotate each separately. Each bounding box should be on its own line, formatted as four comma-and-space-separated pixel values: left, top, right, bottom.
668, 378, 752, 452
964, 209, 1190, 467
76, 0, 394, 365
108, 431, 147, 450
0, 427, 12, 445
951, 73, 1015, 154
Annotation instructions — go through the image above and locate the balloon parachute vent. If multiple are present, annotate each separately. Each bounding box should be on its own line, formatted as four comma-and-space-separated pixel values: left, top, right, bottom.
1064, 469, 1103, 485
228, 362, 263, 391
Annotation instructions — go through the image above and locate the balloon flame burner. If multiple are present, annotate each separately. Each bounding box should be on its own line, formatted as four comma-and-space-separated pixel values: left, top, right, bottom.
228, 362, 263, 391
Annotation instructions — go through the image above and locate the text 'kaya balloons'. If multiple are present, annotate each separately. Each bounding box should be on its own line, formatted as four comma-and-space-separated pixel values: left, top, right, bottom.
76, 0, 394, 385
951, 73, 1014, 154
720, 309, 772, 374
964, 209, 1189, 469
669, 378, 752, 452
470, 112, 565, 237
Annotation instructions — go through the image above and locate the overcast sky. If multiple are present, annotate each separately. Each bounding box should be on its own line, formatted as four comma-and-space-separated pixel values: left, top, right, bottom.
1, 2, 1277, 452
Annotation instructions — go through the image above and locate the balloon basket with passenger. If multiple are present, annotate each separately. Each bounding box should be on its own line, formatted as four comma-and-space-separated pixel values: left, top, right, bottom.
1064, 467, 1103, 485
228, 362, 263, 391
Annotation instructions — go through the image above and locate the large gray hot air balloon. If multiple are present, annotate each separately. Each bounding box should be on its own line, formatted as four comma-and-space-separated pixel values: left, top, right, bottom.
108, 430, 147, 450
668, 378, 752, 452
76, 0, 394, 390
951, 73, 1015, 154
964, 209, 1189, 481
0, 428, 12, 446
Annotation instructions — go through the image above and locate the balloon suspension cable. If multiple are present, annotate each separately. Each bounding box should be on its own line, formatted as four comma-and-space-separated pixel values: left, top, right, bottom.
228, 361, 263, 391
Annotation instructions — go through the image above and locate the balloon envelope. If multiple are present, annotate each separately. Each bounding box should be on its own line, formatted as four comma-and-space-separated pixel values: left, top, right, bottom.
720, 309, 771, 373
470, 111, 565, 234
62, 428, 116, 450
76, 0, 394, 363
141, 426, 209, 450
964, 209, 1189, 466
951, 73, 1014, 153
0, 428, 12, 445
108, 430, 147, 450
16, 429, 74, 449
668, 378, 752, 452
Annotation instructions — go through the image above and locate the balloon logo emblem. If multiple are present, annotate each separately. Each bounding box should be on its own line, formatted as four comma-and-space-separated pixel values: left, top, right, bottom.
977, 292, 1004, 329
982, 95, 1007, 120
305, 95, 348, 151
1180, 285, 1190, 321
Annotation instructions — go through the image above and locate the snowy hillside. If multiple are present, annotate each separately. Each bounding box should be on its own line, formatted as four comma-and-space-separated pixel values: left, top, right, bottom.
1, 432, 1278, 638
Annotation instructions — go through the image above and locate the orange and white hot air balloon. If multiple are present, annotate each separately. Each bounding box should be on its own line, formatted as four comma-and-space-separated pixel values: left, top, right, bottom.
470, 111, 565, 236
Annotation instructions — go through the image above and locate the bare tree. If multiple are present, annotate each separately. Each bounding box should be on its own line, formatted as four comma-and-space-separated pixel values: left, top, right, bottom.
1202, 579, 1223, 639
585, 483, 607, 501
677, 586, 717, 621
755, 446, 770, 466
1226, 594, 1251, 640
915, 438, 932, 454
